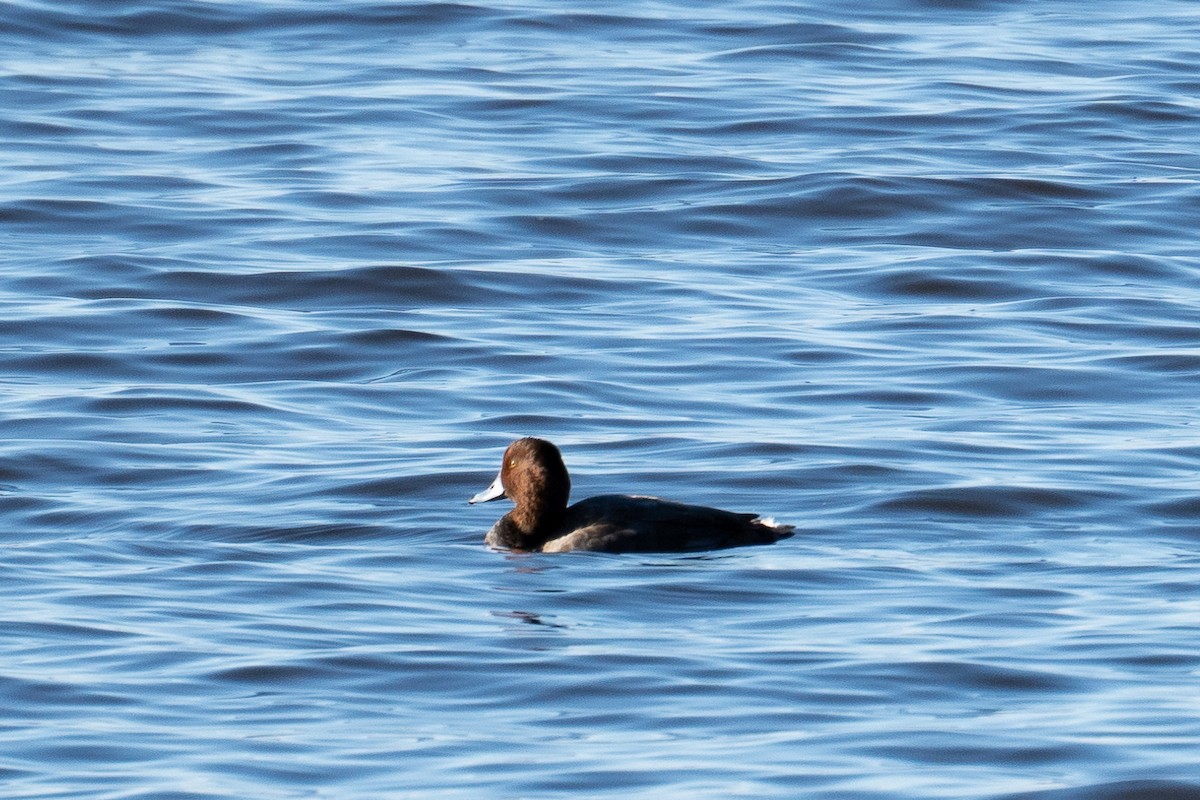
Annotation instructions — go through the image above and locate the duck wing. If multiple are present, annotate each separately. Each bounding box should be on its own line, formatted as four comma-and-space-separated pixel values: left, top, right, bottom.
543, 495, 793, 554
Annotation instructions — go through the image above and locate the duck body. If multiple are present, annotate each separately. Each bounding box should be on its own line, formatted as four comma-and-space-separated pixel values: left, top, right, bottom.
470, 438, 793, 554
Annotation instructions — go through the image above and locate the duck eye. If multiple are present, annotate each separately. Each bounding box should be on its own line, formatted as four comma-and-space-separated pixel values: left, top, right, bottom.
508, 460, 516, 468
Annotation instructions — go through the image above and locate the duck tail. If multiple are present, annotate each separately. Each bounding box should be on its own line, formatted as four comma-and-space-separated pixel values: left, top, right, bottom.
755, 517, 795, 542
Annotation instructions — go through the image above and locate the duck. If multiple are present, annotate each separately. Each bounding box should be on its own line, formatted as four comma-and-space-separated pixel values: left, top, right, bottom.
469, 437, 794, 553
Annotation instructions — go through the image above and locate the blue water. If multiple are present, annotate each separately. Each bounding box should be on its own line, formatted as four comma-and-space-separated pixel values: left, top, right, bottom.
3, 0, 1200, 797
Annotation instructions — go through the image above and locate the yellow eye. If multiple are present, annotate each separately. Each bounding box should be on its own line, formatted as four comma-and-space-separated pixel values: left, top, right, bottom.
508, 460, 516, 468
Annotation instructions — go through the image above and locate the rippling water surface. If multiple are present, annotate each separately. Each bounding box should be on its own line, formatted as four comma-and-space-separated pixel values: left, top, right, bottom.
3, 1, 1200, 797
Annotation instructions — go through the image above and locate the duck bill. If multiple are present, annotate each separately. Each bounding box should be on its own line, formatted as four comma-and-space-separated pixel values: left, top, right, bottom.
469, 471, 506, 504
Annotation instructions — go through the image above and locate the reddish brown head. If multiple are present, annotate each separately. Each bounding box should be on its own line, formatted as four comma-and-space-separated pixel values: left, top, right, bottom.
469, 437, 571, 534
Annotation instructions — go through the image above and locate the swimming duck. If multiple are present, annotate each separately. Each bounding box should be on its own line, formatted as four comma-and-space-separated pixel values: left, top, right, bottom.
469, 437, 794, 553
